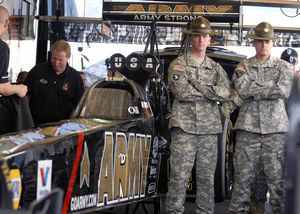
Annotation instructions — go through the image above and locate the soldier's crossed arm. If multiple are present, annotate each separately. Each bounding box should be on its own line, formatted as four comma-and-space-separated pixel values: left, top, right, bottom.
254, 61, 293, 100
168, 62, 202, 101
235, 64, 247, 78
233, 61, 263, 99
188, 63, 231, 102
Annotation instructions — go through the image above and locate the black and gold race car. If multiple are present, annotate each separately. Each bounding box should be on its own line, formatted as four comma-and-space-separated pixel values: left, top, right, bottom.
0, 46, 245, 213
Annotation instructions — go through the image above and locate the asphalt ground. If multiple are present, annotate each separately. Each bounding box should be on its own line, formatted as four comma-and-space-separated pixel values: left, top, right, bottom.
90, 198, 272, 214
89, 198, 231, 214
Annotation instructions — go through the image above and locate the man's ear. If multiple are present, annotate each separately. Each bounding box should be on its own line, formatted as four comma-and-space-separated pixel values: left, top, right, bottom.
4, 19, 9, 29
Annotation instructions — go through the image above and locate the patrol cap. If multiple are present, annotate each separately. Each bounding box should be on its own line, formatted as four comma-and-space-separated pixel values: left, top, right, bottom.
182, 16, 214, 35
246, 22, 279, 40
280, 48, 298, 65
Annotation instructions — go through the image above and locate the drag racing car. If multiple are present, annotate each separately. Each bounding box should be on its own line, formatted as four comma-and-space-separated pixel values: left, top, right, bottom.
0, 71, 160, 213
0, 46, 245, 213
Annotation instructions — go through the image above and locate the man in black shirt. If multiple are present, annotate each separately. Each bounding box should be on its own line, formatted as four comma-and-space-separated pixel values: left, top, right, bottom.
24, 40, 84, 126
0, 6, 28, 134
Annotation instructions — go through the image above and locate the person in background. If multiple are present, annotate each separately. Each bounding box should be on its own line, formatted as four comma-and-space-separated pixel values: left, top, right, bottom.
281, 48, 299, 114
227, 22, 293, 213
24, 40, 84, 126
165, 16, 231, 214
16, 71, 28, 84
281, 48, 298, 76
0, 6, 28, 134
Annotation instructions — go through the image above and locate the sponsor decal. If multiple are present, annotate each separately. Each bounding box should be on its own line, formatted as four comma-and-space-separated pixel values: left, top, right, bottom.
39, 78, 48, 84
70, 194, 97, 211
147, 182, 156, 194
62, 83, 69, 91
141, 101, 149, 108
97, 132, 152, 206
128, 106, 140, 114
10, 169, 22, 210
124, 4, 234, 15
80, 142, 90, 188
141, 101, 153, 118
37, 160, 52, 200
103, 3, 238, 22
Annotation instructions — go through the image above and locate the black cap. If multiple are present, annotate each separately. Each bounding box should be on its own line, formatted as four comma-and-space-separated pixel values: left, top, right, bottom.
280, 48, 298, 65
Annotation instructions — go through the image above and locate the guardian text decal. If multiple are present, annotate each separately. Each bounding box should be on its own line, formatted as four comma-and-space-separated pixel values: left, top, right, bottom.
70, 141, 97, 212
70, 194, 97, 211
97, 132, 152, 206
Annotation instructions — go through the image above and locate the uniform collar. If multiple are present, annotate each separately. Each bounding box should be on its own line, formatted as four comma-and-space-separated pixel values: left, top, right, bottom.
250, 55, 276, 68
185, 52, 213, 69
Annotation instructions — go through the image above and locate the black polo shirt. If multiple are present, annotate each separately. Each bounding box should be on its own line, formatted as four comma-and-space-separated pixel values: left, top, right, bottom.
0, 39, 9, 84
0, 39, 12, 134
24, 62, 84, 125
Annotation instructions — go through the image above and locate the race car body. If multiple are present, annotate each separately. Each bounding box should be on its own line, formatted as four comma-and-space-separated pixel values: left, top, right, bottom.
0, 47, 246, 213
0, 78, 158, 213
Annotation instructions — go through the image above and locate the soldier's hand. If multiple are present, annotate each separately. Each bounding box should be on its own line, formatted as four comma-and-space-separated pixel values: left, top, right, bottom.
235, 65, 247, 78
220, 103, 232, 118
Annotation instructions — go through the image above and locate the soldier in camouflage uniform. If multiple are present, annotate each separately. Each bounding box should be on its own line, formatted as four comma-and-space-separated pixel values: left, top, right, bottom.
281, 48, 298, 76
165, 16, 231, 214
227, 22, 293, 214
248, 47, 299, 214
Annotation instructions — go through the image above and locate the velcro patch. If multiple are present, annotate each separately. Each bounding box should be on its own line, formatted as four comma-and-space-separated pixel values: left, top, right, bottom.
173, 74, 180, 81
173, 64, 184, 72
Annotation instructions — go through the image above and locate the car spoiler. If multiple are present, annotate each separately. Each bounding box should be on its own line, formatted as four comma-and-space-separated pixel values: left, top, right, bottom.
102, 0, 300, 26
103, 0, 241, 25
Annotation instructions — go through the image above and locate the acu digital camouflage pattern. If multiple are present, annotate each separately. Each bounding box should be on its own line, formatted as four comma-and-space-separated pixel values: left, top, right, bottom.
166, 52, 231, 214
250, 157, 268, 205
228, 56, 293, 214
229, 131, 285, 213
220, 89, 243, 118
233, 56, 293, 134
168, 52, 231, 134
165, 128, 218, 214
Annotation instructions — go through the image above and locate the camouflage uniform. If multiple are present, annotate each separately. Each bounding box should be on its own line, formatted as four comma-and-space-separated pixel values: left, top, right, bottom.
220, 89, 242, 118
221, 86, 269, 212
249, 157, 268, 213
165, 52, 231, 214
228, 56, 293, 213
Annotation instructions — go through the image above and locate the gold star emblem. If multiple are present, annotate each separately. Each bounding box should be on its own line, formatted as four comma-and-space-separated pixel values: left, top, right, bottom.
263, 27, 269, 32
80, 142, 90, 188
200, 23, 206, 28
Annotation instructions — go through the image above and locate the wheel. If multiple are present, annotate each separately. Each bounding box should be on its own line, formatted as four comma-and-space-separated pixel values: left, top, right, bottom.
214, 118, 234, 202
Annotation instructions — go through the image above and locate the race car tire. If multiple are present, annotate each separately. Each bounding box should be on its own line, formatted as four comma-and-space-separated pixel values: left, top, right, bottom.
214, 118, 233, 202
